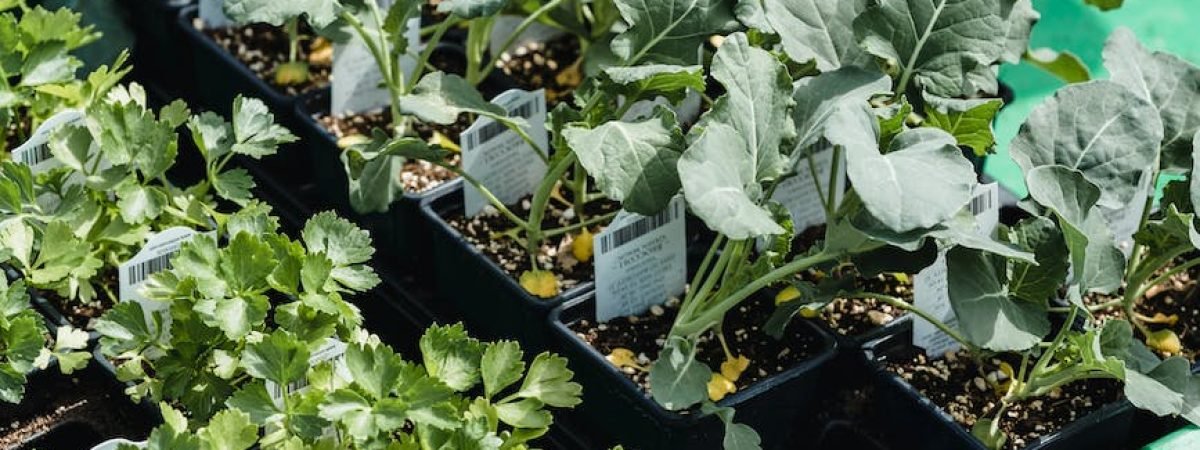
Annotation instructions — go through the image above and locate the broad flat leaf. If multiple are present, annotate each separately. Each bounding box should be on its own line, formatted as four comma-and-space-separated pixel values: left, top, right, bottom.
1104, 28, 1200, 171
224, 0, 341, 28
1010, 81, 1162, 208
226, 382, 282, 424
1025, 165, 1124, 294
702, 32, 794, 181
230, 96, 297, 158
90, 95, 178, 179
927, 212, 1035, 263
436, 0, 505, 18
566, 107, 684, 215
1000, 0, 1038, 64
791, 66, 891, 152
922, 96, 1003, 157
481, 341, 524, 399
701, 403, 763, 450
398, 72, 509, 125
1006, 217, 1070, 303
20, 42, 79, 86
514, 353, 581, 408
678, 123, 783, 239
1135, 205, 1200, 256
96, 301, 156, 354
1125, 358, 1190, 417
342, 132, 403, 214
610, 0, 738, 65
854, 0, 1007, 97
345, 342, 404, 400
420, 324, 484, 391
842, 114, 976, 233
648, 336, 710, 410
116, 183, 167, 224
602, 65, 704, 104
220, 233, 275, 293
198, 409, 258, 450
945, 247, 1049, 351
196, 294, 270, 340
241, 331, 310, 386
1025, 48, 1090, 84
763, 0, 867, 72
214, 168, 255, 206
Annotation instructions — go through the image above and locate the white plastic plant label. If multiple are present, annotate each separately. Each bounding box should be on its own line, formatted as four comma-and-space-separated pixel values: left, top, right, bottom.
594, 196, 687, 322
90, 439, 146, 450
912, 183, 999, 357
11, 109, 86, 174
118, 227, 203, 329
198, 0, 232, 28
771, 145, 846, 234
267, 338, 350, 405
461, 89, 549, 217
331, 12, 420, 115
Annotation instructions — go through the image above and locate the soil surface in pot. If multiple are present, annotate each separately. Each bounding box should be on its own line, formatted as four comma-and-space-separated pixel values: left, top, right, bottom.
5, 114, 31, 151
571, 294, 823, 401
42, 268, 118, 331
0, 368, 155, 448
885, 348, 1123, 450
448, 194, 618, 295
494, 34, 582, 106
198, 20, 332, 97
1083, 258, 1200, 361
316, 108, 467, 193
789, 225, 915, 338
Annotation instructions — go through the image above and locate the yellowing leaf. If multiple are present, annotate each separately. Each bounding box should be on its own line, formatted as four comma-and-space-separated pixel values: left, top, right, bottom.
720, 355, 750, 383
1140, 313, 1179, 326
775, 286, 801, 305
520, 270, 559, 298
993, 361, 1015, 396
892, 273, 911, 284
308, 37, 332, 66
274, 61, 310, 86
707, 373, 736, 402
572, 228, 594, 262
799, 307, 820, 318
606, 348, 643, 370
1147, 329, 1183, 355
430, 130, 461, 153
337, 134, 370, 149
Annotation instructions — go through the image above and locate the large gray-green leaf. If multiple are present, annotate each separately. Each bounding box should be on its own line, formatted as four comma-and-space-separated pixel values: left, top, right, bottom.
1010, 81, 1163, 208
648, 336, 711, 411
945, 247, 1049, 351
611, 0, 738, 65
436, 0, 506, 19
854, 0, 1007, 97
701, 32, 794, 181
1006, 216, 1070, 303
792, 66, 891, 152
761, 0, 867, 72
1000, 0, 1038, 64
1125, 358, 1190, 417
921, 96, 1003, 157
734, 0, 771, 31
341, 131, 403, 214
223, 0, 341, 28
928, 212, 1035, 263
566, 107, 684, 215
397, 72, 511, 125
1025, 165, 1124, 294
1103, 27, 1200, 171
679, 123, 784, 239
841, 114, 976, 233
602, 65, 705, 104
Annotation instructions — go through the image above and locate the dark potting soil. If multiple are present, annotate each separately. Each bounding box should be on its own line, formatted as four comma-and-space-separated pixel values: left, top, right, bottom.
4, 115, 31, 151
316, 109, 466, 194
198, 20, 332, 97
570, 294, 822, 402
448, 194, 618, 294
789, 225, 915, 337
885, 349, 1122, 450
43, 268, 118, 331
1080, 258, 1200, 362
0, 368, 155, 449
495, 34, 582, 106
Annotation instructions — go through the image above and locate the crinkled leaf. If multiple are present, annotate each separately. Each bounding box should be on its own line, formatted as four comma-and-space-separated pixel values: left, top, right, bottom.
922, 96, 1003, 157
763, 0, 867, 71
602, 64, 704, 104
514, 352, 581, 408
302, 210, 375, 268
610, 0, 737, 65
1010, 81, 1163, 208
1025, 165, 1125, 294
241, 331, 310, 386
419, 323, 484, 391
230, 96, 297, 158
854, 0, 1007, 97
198, 408, 258, 450
481, 341, 524, 399
679, 123, 783, 239
1006, 216, 1070, 303
791, 66, 891, 153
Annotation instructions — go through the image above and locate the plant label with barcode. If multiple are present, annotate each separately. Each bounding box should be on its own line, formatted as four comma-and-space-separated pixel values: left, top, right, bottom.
199, 0, 232, 28
461, 89, 549, 217
118, 227, 204, 330
11, 109, 85, 174
771, 144, 846, 234
331, 12, 419, 115
594, 196, 687, 322
913, 183, 999, 357
267, 338, 350, 406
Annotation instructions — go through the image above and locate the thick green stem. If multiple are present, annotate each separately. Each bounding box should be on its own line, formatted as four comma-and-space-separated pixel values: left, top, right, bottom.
286, 18, 300, 63
524, 152, 579, 264
446, 165, 530, 229
859, 292, 978, 354
542, 210, 617, 238
571, 160, 587, 224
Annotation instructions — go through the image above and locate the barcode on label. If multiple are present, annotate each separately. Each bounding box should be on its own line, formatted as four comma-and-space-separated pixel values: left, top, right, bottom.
969, 191, 993, 216
268, 379, 309, 400
599, 202, 681, 254
127, 253, 175, 285
464, 97, 541, 149
17, 144, 51, 167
